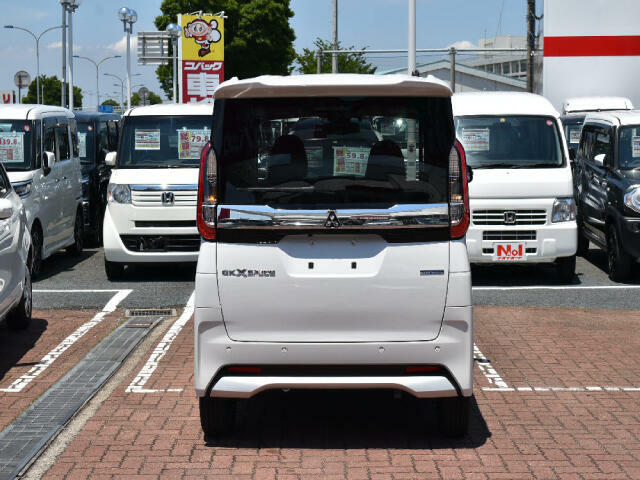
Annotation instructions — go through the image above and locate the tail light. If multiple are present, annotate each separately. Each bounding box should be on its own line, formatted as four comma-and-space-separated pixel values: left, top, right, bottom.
197, 142, 217, 241
449, 139, 470, 239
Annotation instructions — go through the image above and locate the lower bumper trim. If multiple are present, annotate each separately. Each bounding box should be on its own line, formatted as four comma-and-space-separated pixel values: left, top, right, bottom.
210, 375, 458, 399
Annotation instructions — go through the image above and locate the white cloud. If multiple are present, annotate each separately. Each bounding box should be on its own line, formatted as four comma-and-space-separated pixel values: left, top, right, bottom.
106, 35, 138, 55
46, 41, 63, 50
447, 40, 477, 50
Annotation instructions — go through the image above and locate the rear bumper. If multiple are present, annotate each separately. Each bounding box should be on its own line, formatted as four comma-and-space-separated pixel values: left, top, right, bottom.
194, 303, 473, 399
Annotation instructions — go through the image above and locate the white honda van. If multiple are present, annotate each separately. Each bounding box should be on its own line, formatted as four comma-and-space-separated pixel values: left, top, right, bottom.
0, 105, 84, 277
103, 103, 213, 279
452, 92, 577, 281
195, 74, 473, 438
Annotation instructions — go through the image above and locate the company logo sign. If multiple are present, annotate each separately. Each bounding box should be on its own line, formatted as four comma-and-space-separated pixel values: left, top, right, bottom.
161, 192, 175, 205
504, 211, 517, 225
324, 210, 341, 229
222, 269, 276, 278
494, 243, 525, 261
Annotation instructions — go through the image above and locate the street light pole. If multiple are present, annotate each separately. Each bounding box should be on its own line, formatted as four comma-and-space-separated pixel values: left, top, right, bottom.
166, 23, 181, 103
105, 73, 124, 111
332, 0, 338, 73
406, 0, 417, 180
118, 7, 138, 111
4, 25, 65, 104
61, 2, 67, 107
74, 55, 121, 110
62, 0, 82, 110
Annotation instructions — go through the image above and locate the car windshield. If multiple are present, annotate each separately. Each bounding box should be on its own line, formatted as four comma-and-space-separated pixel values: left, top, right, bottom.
77, 122, 95, 165
618, 126, 640, 170
0, 120, 35, 171
215, 96, 453, 208
118, 115, 211, 168
455, 115, 563, 168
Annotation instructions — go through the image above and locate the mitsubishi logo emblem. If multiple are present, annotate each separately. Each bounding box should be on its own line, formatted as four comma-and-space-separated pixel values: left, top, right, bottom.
504, 211, 517, 225
162, 191, 175, 205
324, 210, 341, 228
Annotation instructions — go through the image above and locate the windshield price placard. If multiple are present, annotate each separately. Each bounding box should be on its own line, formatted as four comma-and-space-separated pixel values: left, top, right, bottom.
333, 146, 369, 177
134, 129, 161, 150
77, 132, 87, 158
178, 129, 210, 159
0, 132, 24, 163
461, 128, 490, 152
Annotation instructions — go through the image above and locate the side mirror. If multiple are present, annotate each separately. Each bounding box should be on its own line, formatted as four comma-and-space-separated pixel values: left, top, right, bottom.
466, 164, 473, 183
0, 198, 14, 220
43, 151, 55, 174
105, 151, 117, 167
569, 147, 576, 161
593, 153, 606, 167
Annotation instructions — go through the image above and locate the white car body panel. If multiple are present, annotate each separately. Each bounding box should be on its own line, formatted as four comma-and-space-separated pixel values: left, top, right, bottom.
453, 92, 577, 264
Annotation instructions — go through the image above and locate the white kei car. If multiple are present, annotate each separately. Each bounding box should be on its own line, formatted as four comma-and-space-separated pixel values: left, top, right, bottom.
194, 74, 473, 438
0, 162, 32, 330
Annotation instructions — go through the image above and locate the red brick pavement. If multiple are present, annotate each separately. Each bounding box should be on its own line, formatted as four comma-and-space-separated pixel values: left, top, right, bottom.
42, 306, 640, 479
0, 309, 120, 431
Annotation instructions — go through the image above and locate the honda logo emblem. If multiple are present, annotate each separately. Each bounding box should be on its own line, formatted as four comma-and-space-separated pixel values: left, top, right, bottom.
324, 210, 341, 229
504, 211, 517, 225
162, 192, 175, 205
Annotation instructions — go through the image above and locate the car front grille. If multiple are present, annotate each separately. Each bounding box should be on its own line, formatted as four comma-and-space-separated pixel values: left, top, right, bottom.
482, 230, 537, 241
472, 209, 547, 225
130, 185, 198, 207
120, 234, 201, 252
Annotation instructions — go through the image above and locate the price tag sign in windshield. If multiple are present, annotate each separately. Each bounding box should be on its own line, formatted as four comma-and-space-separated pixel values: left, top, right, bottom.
178, 129, 210, 159
0, 133, 24, 162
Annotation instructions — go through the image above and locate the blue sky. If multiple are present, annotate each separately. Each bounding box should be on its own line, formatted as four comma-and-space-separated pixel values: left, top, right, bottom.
0, 0, 532, 106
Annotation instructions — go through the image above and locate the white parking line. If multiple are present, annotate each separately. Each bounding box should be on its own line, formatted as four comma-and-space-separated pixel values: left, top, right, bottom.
34, 289, 125, 293
473, 344, 509, 389
473, 285, 640, 291
125, 291, 195, 394
482, 386, 640, 392
0, 289, 132, 393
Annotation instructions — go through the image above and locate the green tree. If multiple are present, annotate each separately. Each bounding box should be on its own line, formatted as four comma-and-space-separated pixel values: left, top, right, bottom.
154, 0, 296, 98
131, 90, 163, 106
22, 75, 83, 107
101, 99, 119, 107
294, 38, 377, 74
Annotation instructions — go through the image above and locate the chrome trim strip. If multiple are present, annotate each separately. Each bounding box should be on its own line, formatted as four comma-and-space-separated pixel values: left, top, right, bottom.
210, 375, 457, 399
213, 204, 449, 229
130, 184, 198, 191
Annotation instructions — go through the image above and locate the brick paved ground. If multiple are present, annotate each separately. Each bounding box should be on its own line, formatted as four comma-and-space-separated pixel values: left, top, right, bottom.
0, 309, 120, 431
42, 306, 640, 479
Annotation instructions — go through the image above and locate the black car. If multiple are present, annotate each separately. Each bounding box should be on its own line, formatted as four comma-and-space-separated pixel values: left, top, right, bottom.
574, 111, 640, 281
73, 112, 120, 244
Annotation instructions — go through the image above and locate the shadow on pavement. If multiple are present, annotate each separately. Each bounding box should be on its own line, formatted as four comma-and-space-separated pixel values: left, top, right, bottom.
0, 317, 48, 383
36, 249, 97, 282
111, 262, 197, 283
579, 249, 640, 284
471, 262, 585, 286
206, 390, 490, 449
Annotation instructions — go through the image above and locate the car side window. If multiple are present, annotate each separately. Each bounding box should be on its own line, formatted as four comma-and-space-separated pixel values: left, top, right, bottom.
98, 122, 109, 163
55, 123, 70, 162
592, 128, 612, 164
107, 120, 119, 151
34, 119, 42, 169
578, 127, 595, 162
43, 120, 56, 160
70, 119, 79, 158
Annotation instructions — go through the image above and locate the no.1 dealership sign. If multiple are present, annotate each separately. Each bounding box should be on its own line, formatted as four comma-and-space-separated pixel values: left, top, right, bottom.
178, 13, 224, 103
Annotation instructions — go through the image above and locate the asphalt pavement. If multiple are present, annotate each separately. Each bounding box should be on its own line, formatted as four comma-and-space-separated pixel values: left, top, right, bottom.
32, 244, 640, 311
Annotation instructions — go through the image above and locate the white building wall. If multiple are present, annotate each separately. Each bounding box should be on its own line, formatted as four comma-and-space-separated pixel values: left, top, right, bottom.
543, 0, 640, 110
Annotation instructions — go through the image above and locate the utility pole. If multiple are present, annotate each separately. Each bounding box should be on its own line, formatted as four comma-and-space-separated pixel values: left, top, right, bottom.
527, 0, 536, 93
61, 3, 66, 107
332, 0, 338, 73
406, 0, 417, 181
449, 47, 456, 92
317, 49, 322, 74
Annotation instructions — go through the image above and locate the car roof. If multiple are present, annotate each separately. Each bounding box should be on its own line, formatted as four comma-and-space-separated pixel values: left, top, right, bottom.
584, 110, 640, 127
123, 102, 213, 117
562, 96, 634, 114
73, 111, 121, 122
452, 92, 560, 118
213, 74, 452, 99
0, 104, 74, 120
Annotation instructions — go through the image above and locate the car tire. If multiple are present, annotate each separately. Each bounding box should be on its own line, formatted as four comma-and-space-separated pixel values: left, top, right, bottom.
30, 226, 43, 279
437, 395, 470, 438
104, 259, 125, 280
199, 397, 236, 437
66, 209, 84, 256
556, 255, 576, 283
607, 225, 631, 282
7, 266, 32, 331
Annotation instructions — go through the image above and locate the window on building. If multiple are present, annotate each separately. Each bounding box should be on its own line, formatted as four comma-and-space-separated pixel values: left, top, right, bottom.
502, 62, 510, 74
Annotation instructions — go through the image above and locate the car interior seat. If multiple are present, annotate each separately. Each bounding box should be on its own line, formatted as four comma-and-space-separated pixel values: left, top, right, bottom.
267, 135, 308, 185
366, 140, 406, 180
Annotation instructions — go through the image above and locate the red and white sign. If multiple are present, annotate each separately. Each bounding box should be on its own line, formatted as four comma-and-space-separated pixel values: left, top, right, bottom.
0, 91, 16, 104
493, 243, 526, 261
180, 61, 224, 103
543, 0, 640, 110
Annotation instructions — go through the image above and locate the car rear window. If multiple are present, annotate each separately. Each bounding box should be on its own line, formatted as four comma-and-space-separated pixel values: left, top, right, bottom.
214, 97, 453, 208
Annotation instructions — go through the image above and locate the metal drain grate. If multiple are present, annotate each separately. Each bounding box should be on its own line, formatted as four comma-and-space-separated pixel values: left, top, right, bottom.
0, 317, 162, 479
125, 308, 176, 317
